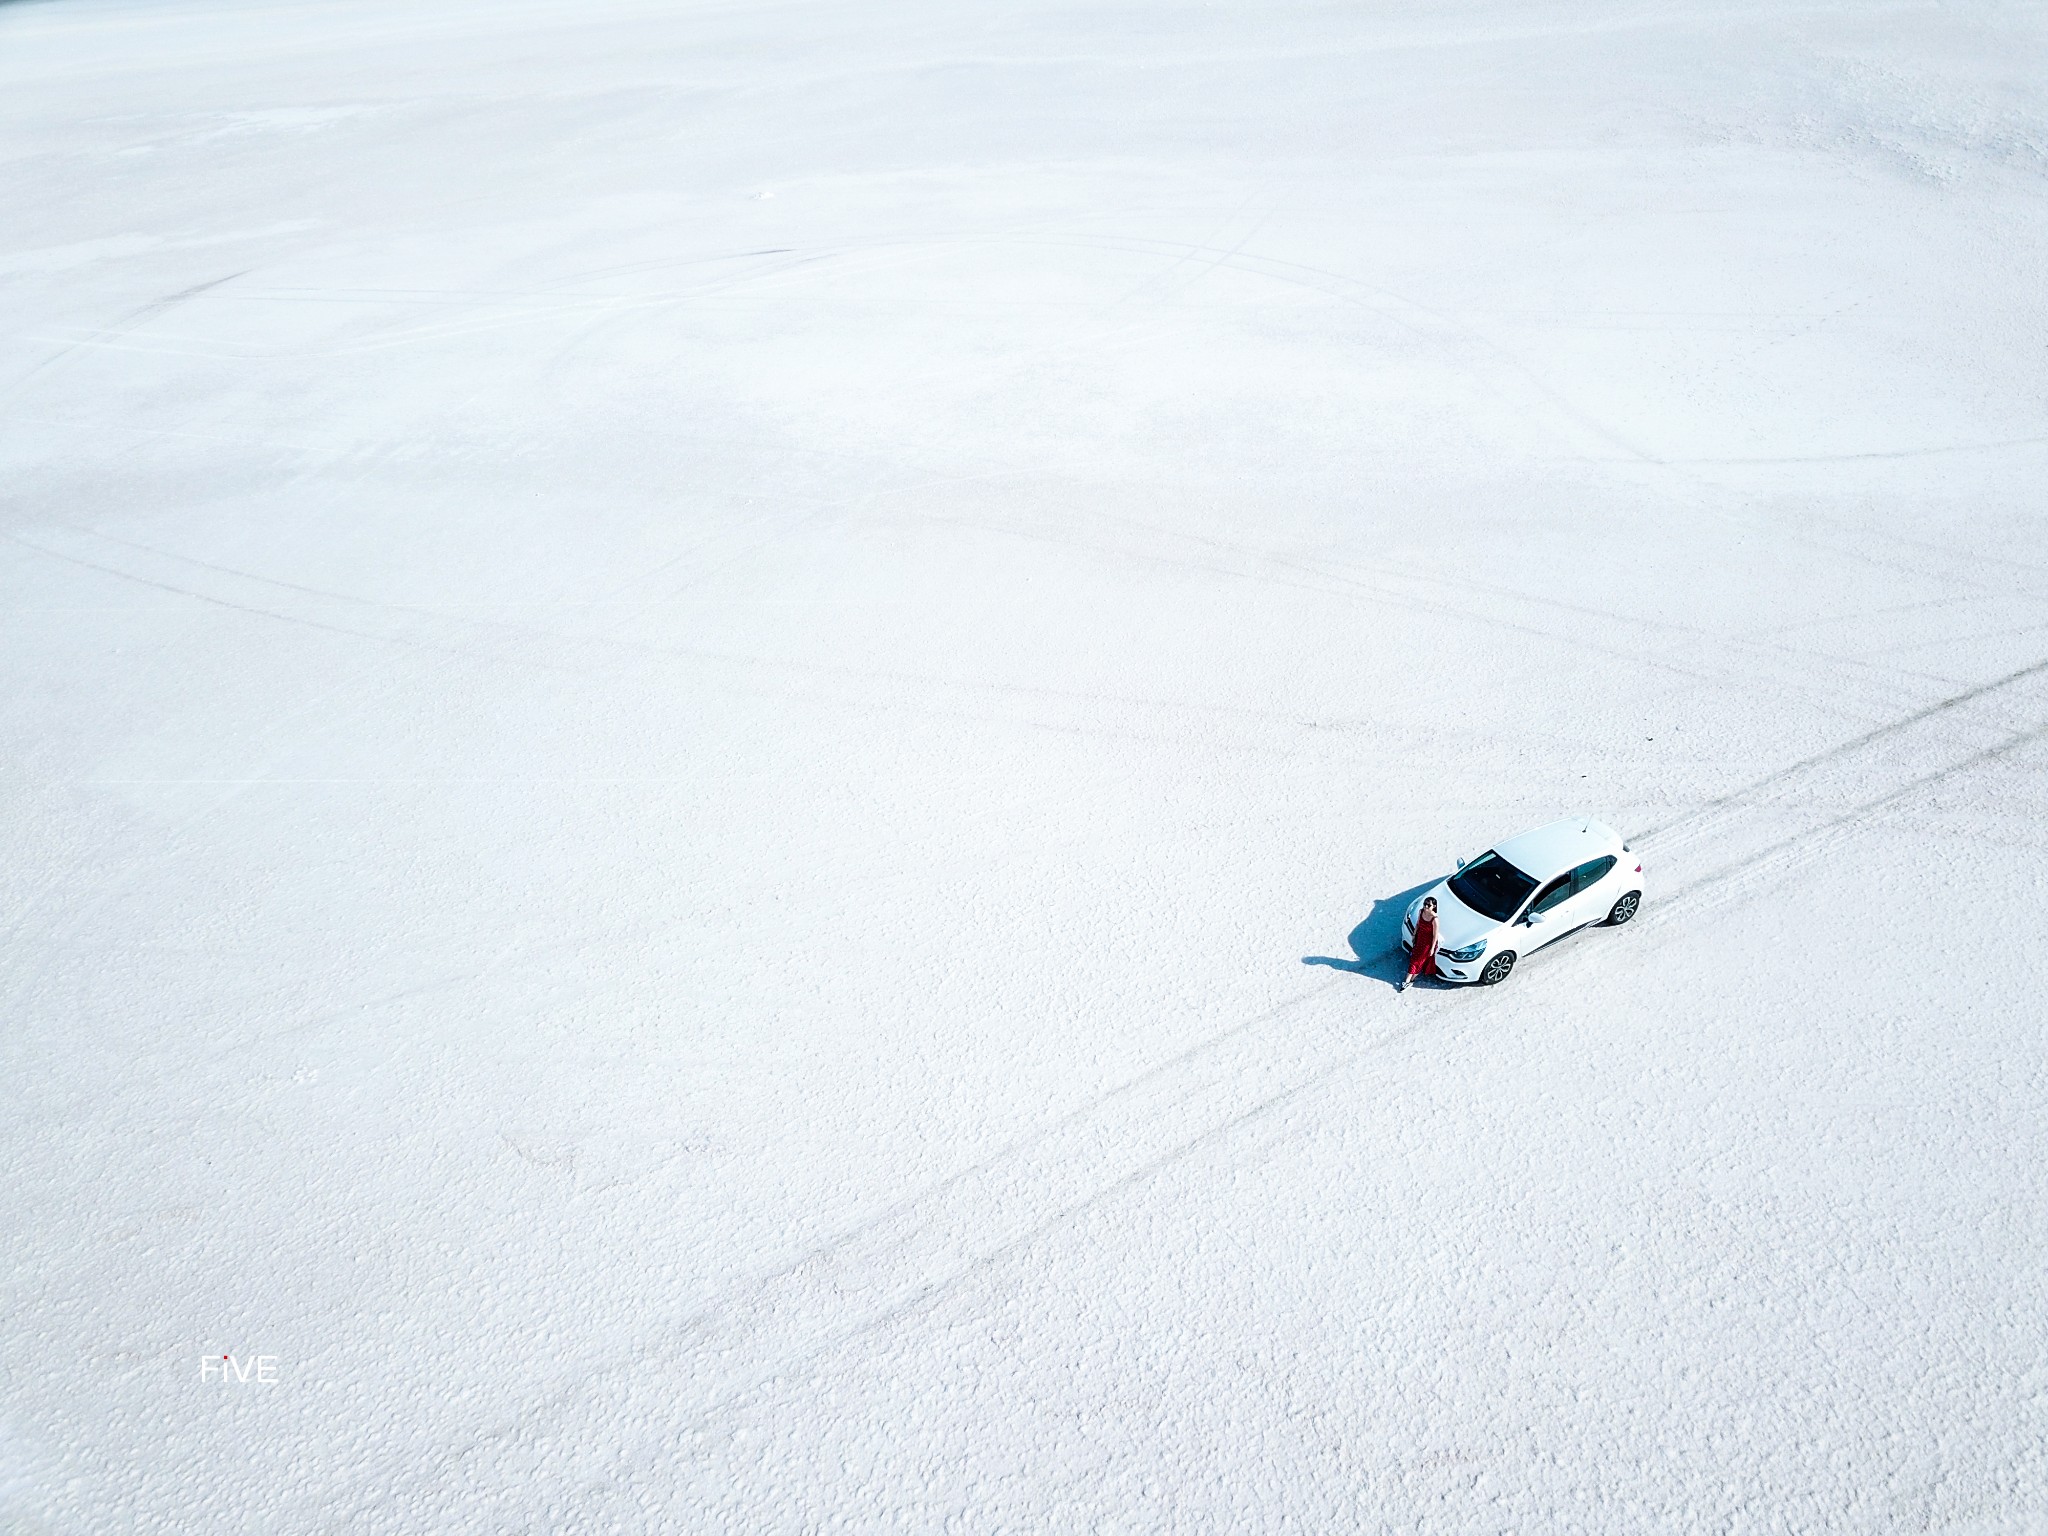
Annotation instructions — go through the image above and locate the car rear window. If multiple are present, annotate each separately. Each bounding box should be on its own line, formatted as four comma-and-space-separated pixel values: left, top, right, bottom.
1447, 852, 1537, 923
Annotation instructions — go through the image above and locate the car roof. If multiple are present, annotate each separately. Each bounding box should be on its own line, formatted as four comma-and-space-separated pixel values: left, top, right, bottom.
1491, 816, 1623, 879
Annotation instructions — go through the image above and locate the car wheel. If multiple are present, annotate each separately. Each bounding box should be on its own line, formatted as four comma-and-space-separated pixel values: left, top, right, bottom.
1605, 890, 1641, 926
1478, 950, 1516, 986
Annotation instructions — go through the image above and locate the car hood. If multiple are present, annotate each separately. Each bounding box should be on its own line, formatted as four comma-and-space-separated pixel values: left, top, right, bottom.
1407, 881, 1504, 950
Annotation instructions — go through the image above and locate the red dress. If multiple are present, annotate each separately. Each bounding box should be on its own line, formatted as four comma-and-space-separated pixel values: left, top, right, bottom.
1407, 910, 1439, 981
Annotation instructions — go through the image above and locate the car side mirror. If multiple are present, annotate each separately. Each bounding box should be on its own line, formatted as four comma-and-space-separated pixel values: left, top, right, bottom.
1455, 857, 1466, 870
1523, 909, 1544, 926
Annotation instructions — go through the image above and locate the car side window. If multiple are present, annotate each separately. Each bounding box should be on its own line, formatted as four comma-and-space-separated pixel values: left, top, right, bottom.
1528, 877, 1572, 916
1570, 855, 1616, 896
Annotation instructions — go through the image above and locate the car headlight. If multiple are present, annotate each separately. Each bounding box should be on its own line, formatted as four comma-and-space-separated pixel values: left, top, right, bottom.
1440, 939, 1487, 963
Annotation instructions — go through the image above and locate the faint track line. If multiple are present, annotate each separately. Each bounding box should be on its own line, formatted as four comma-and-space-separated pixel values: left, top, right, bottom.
2, 530, 439, 653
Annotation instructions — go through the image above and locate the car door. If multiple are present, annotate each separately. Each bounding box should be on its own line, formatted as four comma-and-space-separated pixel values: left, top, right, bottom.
1518, 873, 1576, 949
1556, 855, 1618, 932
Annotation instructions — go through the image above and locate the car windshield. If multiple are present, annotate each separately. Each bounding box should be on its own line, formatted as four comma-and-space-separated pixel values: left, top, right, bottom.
1447, 852, 1538, 923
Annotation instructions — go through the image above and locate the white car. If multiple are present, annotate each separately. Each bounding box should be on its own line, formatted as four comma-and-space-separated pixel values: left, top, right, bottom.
1403, 817, 1643, 986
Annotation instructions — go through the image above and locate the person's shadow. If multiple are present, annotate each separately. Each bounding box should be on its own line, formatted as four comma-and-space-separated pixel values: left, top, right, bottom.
1303, 878, 1440, 989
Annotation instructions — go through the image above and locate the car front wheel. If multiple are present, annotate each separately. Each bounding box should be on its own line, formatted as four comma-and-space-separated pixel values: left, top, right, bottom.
1478, 950, 1517, 986
1605, 890, 1641, 926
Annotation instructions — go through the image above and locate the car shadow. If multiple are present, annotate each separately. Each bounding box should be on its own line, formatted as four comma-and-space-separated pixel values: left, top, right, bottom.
1303, 878, 1442, 989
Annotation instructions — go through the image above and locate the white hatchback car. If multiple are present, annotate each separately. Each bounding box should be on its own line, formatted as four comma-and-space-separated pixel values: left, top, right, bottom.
1403, 817, 1643, 986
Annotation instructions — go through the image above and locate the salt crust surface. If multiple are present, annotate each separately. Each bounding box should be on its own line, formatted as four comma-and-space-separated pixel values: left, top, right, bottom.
3, 0, 2046, 1529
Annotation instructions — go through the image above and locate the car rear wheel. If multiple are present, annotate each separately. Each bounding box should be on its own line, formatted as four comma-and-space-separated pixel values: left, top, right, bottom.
1605, 890, 1641, 926
1478, 950, 1516, 986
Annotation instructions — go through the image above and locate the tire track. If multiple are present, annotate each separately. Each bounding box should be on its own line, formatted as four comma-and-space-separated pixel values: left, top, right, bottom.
0, 270, 248, 402
1644, 714, 2048, 927
2, 527, 580, 673
473, 651, 2048, 1456
1634, 653, 2048, 846
1630, 652, 2048, 926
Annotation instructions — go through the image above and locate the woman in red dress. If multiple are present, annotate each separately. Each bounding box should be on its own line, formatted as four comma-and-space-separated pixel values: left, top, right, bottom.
1401, 896, 1439, 992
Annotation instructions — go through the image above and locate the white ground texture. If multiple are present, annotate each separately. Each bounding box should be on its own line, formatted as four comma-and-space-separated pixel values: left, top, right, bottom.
4, 0, 2047, 1530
